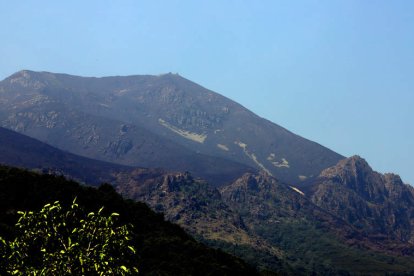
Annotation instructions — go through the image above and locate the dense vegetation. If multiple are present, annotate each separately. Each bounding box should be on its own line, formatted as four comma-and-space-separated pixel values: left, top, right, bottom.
254, 219, 414, 275
1, 200, 138, 275
0, 166, 257, 275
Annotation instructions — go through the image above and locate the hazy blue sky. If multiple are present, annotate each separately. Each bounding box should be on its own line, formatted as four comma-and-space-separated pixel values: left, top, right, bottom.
1, 1, 413, 184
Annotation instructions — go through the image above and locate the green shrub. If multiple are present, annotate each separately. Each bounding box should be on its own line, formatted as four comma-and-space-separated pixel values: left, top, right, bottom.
0, 199, 138, 275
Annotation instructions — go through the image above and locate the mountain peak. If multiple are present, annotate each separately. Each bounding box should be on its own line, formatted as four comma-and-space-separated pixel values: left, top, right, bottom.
317, 155, 388, 204
6, 70, 34, 81
7, 69, 53, 79
343, 155, 369, 166
311, 156, 414, 245
1, 70, 52, 90
316, 155, 414, 206
11, 69, 35, 76
320, 155, 373, 181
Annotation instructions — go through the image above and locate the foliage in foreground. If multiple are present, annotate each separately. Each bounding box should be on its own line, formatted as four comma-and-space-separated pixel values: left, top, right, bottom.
0, 199, 138, 275
0, 166, 257, 275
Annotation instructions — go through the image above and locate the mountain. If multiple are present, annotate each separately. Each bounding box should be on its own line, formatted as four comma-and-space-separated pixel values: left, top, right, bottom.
115, 168, 414, 274
2, 70, 414, 274
0, 124, 285, 272
1, 121, 414, 274
0, 126, 133, 185
0, 165, 258, 275
0, 70, 342, 186
307, 156, 414, 252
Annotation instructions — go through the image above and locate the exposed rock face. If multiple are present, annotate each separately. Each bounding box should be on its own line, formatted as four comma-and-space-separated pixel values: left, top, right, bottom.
113, 168, 293, 273
310, 156, 414, 244
220, 172, 369, 249
115, 168, 414, 274
114, 170, 256, 245
1, 127, 414, 273
0, 70, 343, 186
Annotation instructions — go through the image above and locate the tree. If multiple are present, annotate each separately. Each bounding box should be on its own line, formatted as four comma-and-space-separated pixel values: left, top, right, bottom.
0, 199, 138, 275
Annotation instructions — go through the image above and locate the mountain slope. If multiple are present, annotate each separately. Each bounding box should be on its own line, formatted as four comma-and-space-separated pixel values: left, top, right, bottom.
0, 125, 287, 272
0, 103, 252, 187
116, 169, 414, 274
1, 125, 414, 274
0, 70, 343, 185
3, 70, 414, 274
0, 126, 132, 185
0, 165, 257, 275
308, 156, 414, 251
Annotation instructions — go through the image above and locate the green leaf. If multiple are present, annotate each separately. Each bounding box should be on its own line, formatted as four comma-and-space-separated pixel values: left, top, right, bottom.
4, 200, 137, 274
98, 206, 104, 214
72, 197, 79, 209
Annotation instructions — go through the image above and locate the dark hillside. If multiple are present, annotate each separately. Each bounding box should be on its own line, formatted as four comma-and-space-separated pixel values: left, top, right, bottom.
0, 166, 257, 275
0, 126, 131, 185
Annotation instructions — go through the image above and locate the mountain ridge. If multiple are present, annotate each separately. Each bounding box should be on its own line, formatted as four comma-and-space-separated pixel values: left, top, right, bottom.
0, 70, 343, 186
1, 114, 414, 273
2, 70, 414, 274
0, 126, 132, 185
309, 155, 414, 248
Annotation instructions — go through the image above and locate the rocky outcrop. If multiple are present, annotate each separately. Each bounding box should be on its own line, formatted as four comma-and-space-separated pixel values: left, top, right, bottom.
310, 156, 414, 244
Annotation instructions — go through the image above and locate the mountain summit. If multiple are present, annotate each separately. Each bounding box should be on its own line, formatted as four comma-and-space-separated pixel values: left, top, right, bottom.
0, 70, 343, 185
310, 155, 414, 245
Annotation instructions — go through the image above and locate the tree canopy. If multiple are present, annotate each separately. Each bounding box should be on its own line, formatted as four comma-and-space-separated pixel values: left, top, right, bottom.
0, 199, 138, 275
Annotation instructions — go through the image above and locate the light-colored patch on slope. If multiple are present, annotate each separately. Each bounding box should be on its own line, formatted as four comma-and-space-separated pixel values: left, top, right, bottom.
274, 158, 289, 168
98, 103, 110, 108
114, 88, 130, 95
290, 186, 305, 196
158, 118, 207, 143
20, 95, 50, 107
267, 153, 276, 160
267, 153, 290, 168
236, 141, 247, 149
235, 141, 272, 175
298, 175, 308, 181
217, 144, 229, 151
